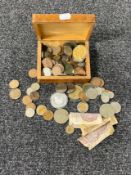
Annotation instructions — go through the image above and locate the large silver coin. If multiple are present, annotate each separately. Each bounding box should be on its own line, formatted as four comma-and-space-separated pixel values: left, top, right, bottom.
99, 104, 115, 118
54, 109, 69, 124
86, 87, 98, 100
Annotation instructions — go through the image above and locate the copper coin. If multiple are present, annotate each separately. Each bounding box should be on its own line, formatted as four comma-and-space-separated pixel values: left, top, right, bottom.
26, 102, 36, 110
74, 67, 86, 76
28, 68, 37, 78
52, 65, 62, 76
9, 80, 19, 89
22, 95, 32, 105
9, 88, 21, 100
42, 57, 53, 68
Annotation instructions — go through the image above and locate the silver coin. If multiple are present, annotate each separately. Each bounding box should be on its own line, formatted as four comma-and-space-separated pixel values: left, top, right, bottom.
99, 104, 115, 118
110, 102, 121, 114
86, 87, 98, 99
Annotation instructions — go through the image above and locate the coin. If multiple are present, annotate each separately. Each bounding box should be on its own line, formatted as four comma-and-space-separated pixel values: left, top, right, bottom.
64, 41, 77, 48
77, 102, 89, 113
82, 83, 95, 93
28, 68, 37, 78
52, 65, 63, 76
77, 62, 85, 67
73, 45, 87, 62
101, 92, 110, 103
31, 82, 40, 91
26, 87, 34, 96
108, 91, 115, 99
95, 87, 104, 95
42, 57, 53, 68
99, 104, 115, 118
55, 83, 67, 93
67, 83, 75, 93
110, 102, 121, 114
9, 80, 19, 89
64, 63, 73, 75
63, 46, 72, 56
25, 108, 35, 118
90, 77, 104, 87
43, 110, 54, 121
44, 51, 52, 57
68, 85, 82, 100
9, 88, 21, 100
78, 91, 89, 101
86, 87, 98, 99
36, 105, 47, 115
42, 67, 52, 76
61, 55, 69, 64
30, 91, 40, 101
53, 55, 61, 61
54, 109, 69, 124
52, 46, 61, 55
65, 125, 75, 134
22, 95, 32, 105
50, 92, 68, 109
74, 67, 86, 76
26, 102, 36, 110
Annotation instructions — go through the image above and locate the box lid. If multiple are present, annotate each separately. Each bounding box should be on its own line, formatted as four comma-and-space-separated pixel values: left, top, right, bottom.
32, 14, 96, 41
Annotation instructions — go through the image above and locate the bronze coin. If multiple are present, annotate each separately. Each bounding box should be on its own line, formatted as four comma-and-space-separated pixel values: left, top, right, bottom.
30, 91, 40, 101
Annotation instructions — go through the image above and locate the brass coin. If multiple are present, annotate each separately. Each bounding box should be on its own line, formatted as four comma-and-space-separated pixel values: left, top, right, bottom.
42, 57, 53, 68
9, 80, 19, 89
73, 45, 87, 62
54, 109, 69, 124
77, 102, 89, 113
9, 88, 21, 100
63, 46, 72, 56
28, 68, 37, 78
30, 91, 40, 101
22, 95, 32, 105
26, 103, 36, 110
79, 91, 89, 101
68, 85, 83, 100
65, 125, 75, 135
43, 110, 54, 121
36, 105, 47, 116
31, 82, 40, 91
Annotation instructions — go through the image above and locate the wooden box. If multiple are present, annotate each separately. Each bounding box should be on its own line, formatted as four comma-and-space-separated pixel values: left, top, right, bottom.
32, 14, 96, 83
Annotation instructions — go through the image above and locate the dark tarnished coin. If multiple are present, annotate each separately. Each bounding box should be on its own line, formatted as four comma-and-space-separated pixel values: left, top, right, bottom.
55, 83, 67, 93
67, 83, 75, 93
64, 63, 74, 75
63, 46, 72, 56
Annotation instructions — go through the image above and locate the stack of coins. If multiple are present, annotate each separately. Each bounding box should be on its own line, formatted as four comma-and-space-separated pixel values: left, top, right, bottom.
41, 41, 87, 76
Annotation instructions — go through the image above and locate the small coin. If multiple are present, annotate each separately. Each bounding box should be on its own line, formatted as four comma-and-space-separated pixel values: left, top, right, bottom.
67, 83, 75, 93
73, 45, 87, 62
64, 63, 73, 75
65, 125, 75, 134
42, 57, 53, 68
44, 51, 52, 57
52, 65, 63, 76
9, 80, 19, 89
91, 77, 104, 87
42, 67, 52, 76
50, 92, 68, 109
74, 67, 86, 76
78, 91, 89, 101
36, 105, 47, 115
110, 102, 121, 114
77, 102, 89, 113
53, 55, 61, 61
55, 83, 67, 93
63, 46, 72, 56
95, 87, 104, 95
28, 68, 37, 78
61, 55, 69, 64
52, 46, 61, 55
86, 87, 98, 100
25, 108, 35, 118
22, 95, 32, 105
30, 91, 40, 101
26, 87, 34, 96
99, 104, 115, 118
31, 82, 40, 91
77, 62, 85, 67
101, 92, 110, 103
26, 103, 36, 110
43, 110, 54, 121
68, 85, 83, 100
54, 109, 69, 124
9, 88, 21, 100
108, 91, 115, 99
82, 83, 95, 93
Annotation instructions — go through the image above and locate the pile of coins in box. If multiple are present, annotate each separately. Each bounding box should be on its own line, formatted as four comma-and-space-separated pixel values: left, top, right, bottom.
41, 42, 87, 76
8, 68, 121, 150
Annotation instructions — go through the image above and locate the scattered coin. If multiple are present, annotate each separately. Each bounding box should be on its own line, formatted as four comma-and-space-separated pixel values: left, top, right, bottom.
50, 92, 68, 109
101, 92, 110, 103
67, 83, 75, 93
110, 102, 121, 114
108, 91, 115, 99
86, 87, 98, 100
68, 85, 83, 100
26, 87, 34, 96
30, 91, 40, 101
28, 68, 37, 78
54, 109, 69, 124
31, 82, 40, 91
95, 87, 104, 95
22, 95, 32, 105
73, 45, 87, 62
99, 104, 115, 118
9, 88, 21, 100
42, 57, 53, 68
9, 80, 19, 89
42, 67, 52, 76
43, 110, 54, 121
26, 102, 36, 110
83, 83, 95, 93
77, 102, 89, 113
65, 125, 75, 135
25, 108, 35, 118
79, 91, 89, 101
91, 77, 104, 87
36, 105, 47, 115
55, 83, 67, 93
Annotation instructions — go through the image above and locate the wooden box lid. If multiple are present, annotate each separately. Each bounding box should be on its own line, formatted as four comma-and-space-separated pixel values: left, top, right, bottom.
32, 14, 96, 41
